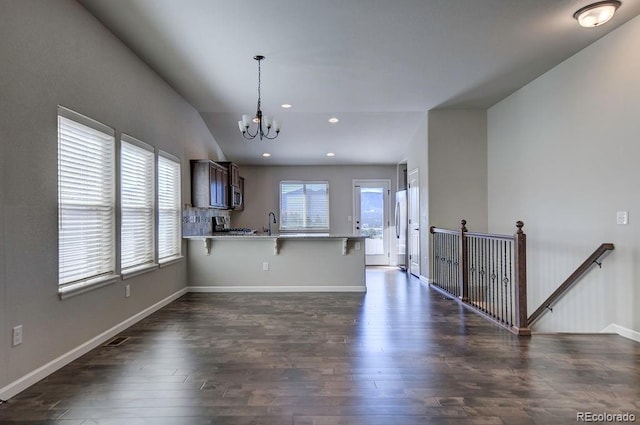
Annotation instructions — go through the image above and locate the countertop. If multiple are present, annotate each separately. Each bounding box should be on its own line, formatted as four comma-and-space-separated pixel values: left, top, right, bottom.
183, 233, 367, 240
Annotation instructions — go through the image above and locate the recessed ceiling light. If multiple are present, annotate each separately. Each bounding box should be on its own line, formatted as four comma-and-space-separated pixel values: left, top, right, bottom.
574, 1, 621, 27
328, 117, 339, 124
262, 153, 271, 157
326, 152, 335, 157
281, 104, 292, 109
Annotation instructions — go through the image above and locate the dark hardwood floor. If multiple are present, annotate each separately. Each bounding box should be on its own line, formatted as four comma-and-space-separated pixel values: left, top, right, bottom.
1, 267, 639, 424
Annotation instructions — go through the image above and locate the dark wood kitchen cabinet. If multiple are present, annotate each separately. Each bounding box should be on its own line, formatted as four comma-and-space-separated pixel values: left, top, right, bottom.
190, 160, 228, 209
217, 161, 240, 187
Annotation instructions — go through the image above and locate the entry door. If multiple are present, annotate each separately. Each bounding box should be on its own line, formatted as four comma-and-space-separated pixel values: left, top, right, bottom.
353, 180, 390, 266
408, 169, 420, 277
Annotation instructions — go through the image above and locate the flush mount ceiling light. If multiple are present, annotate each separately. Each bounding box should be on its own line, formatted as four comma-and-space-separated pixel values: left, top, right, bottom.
573, 1, 621, 27
238, 55, 281, 140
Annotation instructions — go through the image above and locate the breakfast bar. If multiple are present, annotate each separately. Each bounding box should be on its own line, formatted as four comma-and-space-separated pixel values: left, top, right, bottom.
185, 234, 367, 292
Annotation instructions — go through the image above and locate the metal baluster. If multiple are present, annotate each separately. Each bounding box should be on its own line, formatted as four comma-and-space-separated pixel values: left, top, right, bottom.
500, 240, 504, 323
452, 233, 456, 296
492, 239, 497, 319
471, 237, 475, 306
509, 239, 514, 326
454, 233, 458, 296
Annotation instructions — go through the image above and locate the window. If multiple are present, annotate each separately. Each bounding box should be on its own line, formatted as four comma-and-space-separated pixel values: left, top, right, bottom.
157, 152, 181, 262
120, 135, 155, 273
58, 107, 116, 291
280, 181, 329, 231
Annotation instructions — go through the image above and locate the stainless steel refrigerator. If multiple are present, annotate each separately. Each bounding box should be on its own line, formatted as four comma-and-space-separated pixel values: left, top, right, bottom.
395, 190, 408, 270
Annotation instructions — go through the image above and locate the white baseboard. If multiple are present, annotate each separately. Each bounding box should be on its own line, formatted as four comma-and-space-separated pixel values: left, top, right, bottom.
0, 288, 188, 401
601, 323, 640, 342
419, 275, 432, 284
188, 285, 366, 293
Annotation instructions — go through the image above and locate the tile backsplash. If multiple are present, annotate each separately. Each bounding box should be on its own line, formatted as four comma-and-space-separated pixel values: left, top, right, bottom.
182, 206, 230, 236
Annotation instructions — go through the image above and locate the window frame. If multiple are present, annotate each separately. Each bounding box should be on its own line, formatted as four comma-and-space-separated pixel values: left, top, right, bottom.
157, 151, 182, 265
120, 134, 157, 277
279, 180, 330, 232
57, 106, 118, 298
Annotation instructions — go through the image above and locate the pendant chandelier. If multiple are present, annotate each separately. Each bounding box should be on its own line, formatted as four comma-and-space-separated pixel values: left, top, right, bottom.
238, 55, 281, 140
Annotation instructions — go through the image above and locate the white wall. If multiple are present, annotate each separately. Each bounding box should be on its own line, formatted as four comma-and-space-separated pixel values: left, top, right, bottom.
0, 0, 223, 395
232, 164, 397, 234
488, 15, 640, 334
428, 110, 488, 232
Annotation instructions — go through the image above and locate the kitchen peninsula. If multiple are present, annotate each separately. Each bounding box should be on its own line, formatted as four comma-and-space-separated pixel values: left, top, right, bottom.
185, 233, 367, 292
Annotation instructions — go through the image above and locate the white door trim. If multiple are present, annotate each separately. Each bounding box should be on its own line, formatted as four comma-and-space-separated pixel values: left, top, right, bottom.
408, 169, 420, 277
352, 179, 391, 266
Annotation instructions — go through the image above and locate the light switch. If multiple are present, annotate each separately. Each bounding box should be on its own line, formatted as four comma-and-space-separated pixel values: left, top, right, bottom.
616, 211, 629, 225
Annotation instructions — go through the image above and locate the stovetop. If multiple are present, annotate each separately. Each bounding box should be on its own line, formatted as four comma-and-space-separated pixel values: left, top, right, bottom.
213, 227, 256, 235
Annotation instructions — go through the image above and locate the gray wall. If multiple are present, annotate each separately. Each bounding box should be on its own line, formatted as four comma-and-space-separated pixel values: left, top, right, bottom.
403, 113, 430, 278
0, 0, 223, 392
428, 110, 488, 232
401, 110, 488, 282
488, 15, 640, 334
232, 165, 397, 236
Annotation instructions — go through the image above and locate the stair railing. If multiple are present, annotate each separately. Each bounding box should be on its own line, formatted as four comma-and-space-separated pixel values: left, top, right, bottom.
430, 220, 530, 336
527, 243, 615, 326
430, 220, 615, 336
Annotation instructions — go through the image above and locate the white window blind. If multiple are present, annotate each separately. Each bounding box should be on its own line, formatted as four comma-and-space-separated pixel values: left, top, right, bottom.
58, 108, 115, 287
158, 152, 181, 261
120, 135, 155, 272
280, 181, 329, 231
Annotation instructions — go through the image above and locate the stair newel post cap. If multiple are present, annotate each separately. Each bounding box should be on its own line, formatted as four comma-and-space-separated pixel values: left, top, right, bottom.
461, 219, 467, 232
516, 221, 524, 234
429, 226, 436, 234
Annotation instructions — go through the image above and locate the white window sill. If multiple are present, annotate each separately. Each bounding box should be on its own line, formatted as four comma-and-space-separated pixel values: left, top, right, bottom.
59, 275, 120, 300
121, 263, 159, 280
159, 255, 184, 268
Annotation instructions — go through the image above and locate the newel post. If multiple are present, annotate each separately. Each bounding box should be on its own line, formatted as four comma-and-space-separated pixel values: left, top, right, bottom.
459, 219, 469, 302
513, 221, 531, 336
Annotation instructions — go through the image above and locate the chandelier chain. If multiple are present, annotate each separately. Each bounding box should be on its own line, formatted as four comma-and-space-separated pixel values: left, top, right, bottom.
256, 58, 261, 115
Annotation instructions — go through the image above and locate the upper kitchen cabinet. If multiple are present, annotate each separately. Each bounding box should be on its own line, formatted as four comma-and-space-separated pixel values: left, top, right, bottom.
216, 161, 243, 210
190, 160, 228, 209
218, 162, 240, 187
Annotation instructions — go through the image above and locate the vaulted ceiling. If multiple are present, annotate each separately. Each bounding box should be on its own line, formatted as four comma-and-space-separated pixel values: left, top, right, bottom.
79, 0, 640, 165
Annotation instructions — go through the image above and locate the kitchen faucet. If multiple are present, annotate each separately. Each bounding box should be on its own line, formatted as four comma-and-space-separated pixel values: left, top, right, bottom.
268, 212, 277, 236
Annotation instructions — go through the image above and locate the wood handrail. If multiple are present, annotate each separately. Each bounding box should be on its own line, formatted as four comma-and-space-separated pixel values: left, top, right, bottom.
465, 231, 514, 241
430, 226, 461, 236
527, 243, 615, 326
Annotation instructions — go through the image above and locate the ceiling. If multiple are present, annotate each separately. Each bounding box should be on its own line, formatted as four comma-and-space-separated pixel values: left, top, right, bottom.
78, 0, 640, 165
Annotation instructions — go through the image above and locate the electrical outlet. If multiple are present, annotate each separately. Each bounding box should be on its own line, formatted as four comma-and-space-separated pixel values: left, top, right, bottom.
12, 325, 23, 347
263, 262, 269, 271
355, 242, 361, 251
125, 284, 131, 298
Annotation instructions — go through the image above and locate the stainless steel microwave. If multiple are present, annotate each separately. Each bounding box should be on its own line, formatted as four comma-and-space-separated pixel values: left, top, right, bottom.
230, 185, 243, 209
